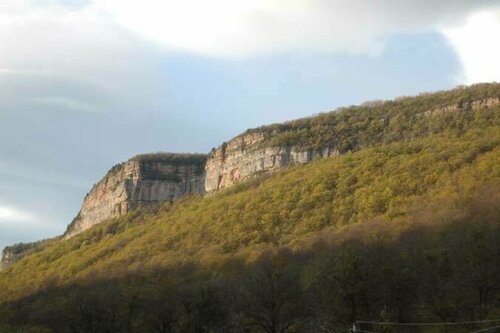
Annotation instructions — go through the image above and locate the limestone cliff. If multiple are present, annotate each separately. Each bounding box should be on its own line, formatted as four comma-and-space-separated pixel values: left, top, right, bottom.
0, 238, 57, 270
3, 84, 499, 269
204, 96, 500, 193
64, 153, 206, 238
424, 97, 500, 116
204, 132, 339, 193
0, 246, 25, 270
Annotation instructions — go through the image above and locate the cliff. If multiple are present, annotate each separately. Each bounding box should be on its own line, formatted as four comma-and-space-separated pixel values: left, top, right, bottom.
0, 238, 57, 270
204, 132, 339, 192
424, 97, 500, 116
204, 94, 500, 193
64, 153, 206, 238
2, 83, 500, 270
0, 246, 26, 270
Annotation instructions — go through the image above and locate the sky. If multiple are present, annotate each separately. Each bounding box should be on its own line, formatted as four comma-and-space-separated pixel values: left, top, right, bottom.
1, 0, 500, 250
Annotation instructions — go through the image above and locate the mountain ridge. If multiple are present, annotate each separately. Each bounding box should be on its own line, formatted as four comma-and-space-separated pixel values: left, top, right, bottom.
0, 83, 499, 332
1, 83, 499, 269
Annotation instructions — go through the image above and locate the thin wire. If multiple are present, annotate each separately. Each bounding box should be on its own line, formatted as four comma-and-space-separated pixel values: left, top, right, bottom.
470, 325, 500, 333
357, 319, 500, 326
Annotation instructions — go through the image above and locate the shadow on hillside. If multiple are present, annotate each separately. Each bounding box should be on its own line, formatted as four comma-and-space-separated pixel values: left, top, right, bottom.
1, 184, 500, 333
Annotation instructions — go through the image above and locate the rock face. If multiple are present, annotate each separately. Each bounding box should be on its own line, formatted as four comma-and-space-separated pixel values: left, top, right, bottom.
5, 88, 498, 269
0, 247, 22, 270
64, 154, 206, 238
0, 239, 54, 270
424, 97, 500, 116
204, 97, 500, 193
204, 132, 339, 193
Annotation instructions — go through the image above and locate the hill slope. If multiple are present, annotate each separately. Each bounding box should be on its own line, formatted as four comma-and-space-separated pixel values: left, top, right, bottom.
0, 84, 499, 332
1, 128, 499, 290
205, 83, 500, 191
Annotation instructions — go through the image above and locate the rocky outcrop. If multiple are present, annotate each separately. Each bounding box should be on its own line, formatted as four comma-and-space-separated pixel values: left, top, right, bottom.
424, 97, 500, 117
203, 97, 500, 193
64, 153, 206, 238
0, 153, 206, 269
0, 238, 57, 270
0, 246, 24, 270
204, 132, 339, 193
4, 86, 497, 269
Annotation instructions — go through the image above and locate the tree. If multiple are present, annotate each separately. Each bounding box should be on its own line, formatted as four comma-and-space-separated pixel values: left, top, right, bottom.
238, 252, 307, 333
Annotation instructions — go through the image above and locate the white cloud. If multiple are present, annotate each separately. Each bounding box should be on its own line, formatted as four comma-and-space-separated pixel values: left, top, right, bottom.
0, 205, 34, 223
0, 0, 497, 78
0, 0, 171, 118
443, 9, 500, 84
0, 0, 159, 88
94, 0, 496, 58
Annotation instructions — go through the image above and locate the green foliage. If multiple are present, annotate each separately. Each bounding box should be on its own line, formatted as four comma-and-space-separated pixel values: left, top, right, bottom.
132, 153, 207, 176
1, 188, 499, 332
0, 324, 51, 333
131, 152, 207, 165
0, 85, 499, 332
1, 238, 59, 268
243, 83, 500, 152
102, 153, 207, 184
104, 162, 126, 179
1, 126, 498, 302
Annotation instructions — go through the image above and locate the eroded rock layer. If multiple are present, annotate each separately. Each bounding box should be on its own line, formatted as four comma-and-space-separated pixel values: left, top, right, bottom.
204, 132, 339, 193
4, 85, 500, 269
64, 154, 206, 238
0, 238, 56, 270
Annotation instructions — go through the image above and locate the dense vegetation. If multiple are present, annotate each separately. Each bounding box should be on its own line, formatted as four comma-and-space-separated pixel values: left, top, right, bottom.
1, 184, 499, 332
131, 153, 207, 165
243, 83, 500, 151
0, 85, 499, 332
133, 153, 207, 179
103, 153, 206, 180
0, 238, 59, 270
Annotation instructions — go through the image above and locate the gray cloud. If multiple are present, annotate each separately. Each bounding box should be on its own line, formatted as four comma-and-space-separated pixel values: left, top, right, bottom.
95, 0, 498, 57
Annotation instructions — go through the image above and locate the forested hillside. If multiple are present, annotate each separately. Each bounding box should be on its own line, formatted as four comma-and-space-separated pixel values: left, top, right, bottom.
244, 83, 500, 151
0, 84, 499, 333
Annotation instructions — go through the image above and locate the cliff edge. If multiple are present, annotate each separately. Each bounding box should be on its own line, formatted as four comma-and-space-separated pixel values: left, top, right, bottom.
2, 83, 500, 270
64, 153, 206, 238
204, 132, 338, 192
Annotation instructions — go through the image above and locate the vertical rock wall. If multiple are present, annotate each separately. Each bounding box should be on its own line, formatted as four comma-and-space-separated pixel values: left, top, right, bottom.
5, 94, 498, 269
204, 132, 339, 193
64, 154, 206, 238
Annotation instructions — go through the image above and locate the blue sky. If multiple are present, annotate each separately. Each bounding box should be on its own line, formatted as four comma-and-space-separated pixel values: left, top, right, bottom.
0, 0, 499, 250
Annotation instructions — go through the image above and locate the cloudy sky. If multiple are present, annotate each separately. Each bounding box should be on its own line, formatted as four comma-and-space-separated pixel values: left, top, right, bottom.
1, 0, 500, 250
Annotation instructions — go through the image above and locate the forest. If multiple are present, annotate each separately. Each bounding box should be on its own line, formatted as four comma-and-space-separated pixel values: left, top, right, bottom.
244, 83, 500, 152
0, 84, 499, 332
1, 183, 499, 333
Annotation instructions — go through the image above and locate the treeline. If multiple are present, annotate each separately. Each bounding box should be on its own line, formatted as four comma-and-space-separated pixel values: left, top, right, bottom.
131, 153, 207, 168
0, 237, 60, 270
0, 87, 498, 332
0, 126, 498, 303
244, 83, 500, 151
1, 184, 499, 333
103, 153, 207, 182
